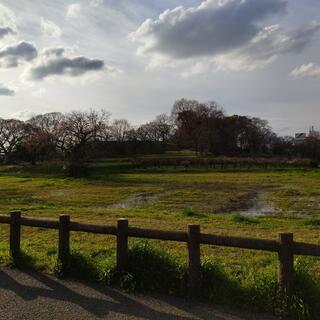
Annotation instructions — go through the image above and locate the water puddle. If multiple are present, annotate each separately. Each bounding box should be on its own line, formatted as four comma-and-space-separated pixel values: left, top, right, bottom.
108, 192, 158, 209
239, 192, 275, 216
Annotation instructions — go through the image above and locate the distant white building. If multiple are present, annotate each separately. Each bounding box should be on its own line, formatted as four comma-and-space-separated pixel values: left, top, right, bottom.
295, 132, 307, 142
295, 126, 320, 142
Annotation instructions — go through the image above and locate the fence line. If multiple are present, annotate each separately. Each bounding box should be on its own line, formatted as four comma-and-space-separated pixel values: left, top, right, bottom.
0, 211, 320, 302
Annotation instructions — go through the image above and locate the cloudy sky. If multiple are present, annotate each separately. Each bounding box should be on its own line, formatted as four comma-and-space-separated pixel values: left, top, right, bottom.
0, 0, 319, 135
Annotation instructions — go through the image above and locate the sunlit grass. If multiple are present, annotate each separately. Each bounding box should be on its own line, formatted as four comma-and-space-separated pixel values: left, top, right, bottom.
0, 160, 319, 317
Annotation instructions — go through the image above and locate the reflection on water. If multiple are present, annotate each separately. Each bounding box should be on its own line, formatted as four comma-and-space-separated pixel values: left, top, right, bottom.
240, 192, 275, 216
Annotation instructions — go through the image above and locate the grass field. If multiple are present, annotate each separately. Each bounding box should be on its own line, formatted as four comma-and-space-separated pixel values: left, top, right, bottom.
0, 158, 319, 317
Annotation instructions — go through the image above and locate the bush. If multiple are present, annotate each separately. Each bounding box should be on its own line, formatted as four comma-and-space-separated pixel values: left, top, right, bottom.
105, 241, 186, 293
199, 258, 243, 304
56, 249, 100, 280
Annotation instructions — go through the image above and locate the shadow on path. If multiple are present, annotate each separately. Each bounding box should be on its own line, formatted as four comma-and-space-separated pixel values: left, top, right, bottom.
0, 268, 273, 320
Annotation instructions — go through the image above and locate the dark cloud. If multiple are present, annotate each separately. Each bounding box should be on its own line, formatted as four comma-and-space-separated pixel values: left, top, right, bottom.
0, 41, 38, 67
0, 26, 16, 39
27, 48, 105, 80
0, 84, 15, 96
131, 0, 287, 59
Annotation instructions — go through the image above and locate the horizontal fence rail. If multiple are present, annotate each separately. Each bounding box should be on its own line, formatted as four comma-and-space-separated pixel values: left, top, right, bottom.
0, 211, 319, 306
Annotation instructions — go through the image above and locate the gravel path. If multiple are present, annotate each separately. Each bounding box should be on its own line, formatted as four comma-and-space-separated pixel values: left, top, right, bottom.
0, 268, 275, 320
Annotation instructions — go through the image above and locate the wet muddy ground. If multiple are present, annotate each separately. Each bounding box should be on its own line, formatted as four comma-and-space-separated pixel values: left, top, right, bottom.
106, 185, 280, 217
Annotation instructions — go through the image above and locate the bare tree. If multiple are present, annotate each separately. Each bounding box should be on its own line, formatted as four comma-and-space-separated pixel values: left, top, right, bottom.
109, 119, 131, 142
152, 114, 173, 144
61, 109, 110, 175
136, 124, 151, 141
0, 118, 27, 162
27, 112, 67, 155
20, 125, 57, 165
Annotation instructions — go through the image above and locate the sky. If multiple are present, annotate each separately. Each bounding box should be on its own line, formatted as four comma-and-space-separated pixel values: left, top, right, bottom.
0, 0, 319, 136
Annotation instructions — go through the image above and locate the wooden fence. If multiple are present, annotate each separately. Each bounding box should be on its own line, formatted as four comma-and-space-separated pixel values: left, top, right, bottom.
1, 211, 320, 301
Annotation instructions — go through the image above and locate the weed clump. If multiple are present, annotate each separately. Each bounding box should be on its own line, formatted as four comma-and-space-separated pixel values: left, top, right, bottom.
303, 218, 320, 226
288, 258, 320, 319
181, 207, 205, 218
231, 213, 259, 225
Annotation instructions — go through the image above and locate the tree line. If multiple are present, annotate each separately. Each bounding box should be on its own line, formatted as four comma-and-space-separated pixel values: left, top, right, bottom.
0, 98, 319, 173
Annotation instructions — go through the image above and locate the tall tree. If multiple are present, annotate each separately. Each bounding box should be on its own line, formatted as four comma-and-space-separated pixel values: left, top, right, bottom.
0, 118, 27, 163
172, 98, 224, 154
109, 119, 131, 142
61, 109, 110, 175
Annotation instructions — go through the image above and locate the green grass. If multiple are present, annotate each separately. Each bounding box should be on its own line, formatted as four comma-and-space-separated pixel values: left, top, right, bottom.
303, 218, 320, 226
0, 159, 320, 318
181, 207, 206, 218
230, 213, 260, 225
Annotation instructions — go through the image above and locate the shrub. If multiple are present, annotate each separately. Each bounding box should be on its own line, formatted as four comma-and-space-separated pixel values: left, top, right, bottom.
105, 241, 185, 293
56, 249, 100, 280
199, 258, 243, 304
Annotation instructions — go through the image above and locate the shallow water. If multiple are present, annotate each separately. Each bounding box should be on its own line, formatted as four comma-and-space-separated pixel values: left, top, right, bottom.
108, 192, 158, 209
239, 192, 275, 216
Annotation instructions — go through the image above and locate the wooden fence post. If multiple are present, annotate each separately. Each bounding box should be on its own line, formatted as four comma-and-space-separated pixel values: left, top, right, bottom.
58, 214, 70, 268
188, 224, 201, 292
10, 210, 21, 261
117, 218, 128, 272
278, 233, 294, 303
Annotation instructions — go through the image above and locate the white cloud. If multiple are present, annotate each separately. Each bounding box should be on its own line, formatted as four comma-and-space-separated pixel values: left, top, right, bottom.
0, 4, 18, 46
31, 87, 46, 97
0, 83, 15, 96
291, 63, 320, 78
130, 0, 320, 74
90, 0, 104, 7
0, 4, 16, 31
208, 22, 320, 72
130, 0, 286, 59
67, 3, 82, 18
40, 17, 62, 38
10, 110, 37, 120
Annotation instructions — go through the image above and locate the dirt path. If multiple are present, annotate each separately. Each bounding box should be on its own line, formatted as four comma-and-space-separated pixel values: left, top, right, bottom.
0, 267, 275, 320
